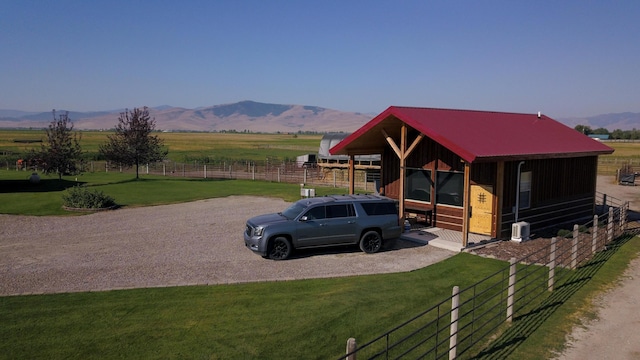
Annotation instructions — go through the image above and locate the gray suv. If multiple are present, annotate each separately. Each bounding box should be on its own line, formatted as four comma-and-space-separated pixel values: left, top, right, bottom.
244, 194, 402, 260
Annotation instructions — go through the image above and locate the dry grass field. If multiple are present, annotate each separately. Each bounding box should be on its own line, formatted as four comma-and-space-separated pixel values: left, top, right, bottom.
0, 129, 322, 162
0, 129, 637, 171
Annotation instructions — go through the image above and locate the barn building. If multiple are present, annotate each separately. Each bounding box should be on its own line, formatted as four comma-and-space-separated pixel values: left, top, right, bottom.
330, 106, 614, 246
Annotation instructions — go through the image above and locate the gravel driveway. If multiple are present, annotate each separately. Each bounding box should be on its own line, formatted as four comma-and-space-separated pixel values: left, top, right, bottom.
0, 196, 455, 296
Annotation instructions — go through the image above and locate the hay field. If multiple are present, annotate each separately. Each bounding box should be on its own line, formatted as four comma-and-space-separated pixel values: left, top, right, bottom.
0, 129, 322, 162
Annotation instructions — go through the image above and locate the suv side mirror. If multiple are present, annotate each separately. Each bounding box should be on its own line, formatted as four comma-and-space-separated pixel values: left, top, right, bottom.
300, 216, 308, 222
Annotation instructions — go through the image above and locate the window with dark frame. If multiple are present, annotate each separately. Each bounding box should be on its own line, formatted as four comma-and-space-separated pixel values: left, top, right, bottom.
405, 168, 433, 203
436, 171, 464, 207
519, 171, 532, 209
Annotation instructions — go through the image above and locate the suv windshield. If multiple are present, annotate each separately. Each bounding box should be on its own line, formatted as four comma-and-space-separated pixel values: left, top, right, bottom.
281, 202, 307, 220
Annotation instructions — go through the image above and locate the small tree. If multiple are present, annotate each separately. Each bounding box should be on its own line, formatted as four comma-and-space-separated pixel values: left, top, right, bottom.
574, 124, 592, 135
31, 110, 84, 180
99, 107, 167, 179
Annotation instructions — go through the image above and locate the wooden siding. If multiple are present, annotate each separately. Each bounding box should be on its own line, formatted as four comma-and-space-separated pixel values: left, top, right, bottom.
499, 156, 599, 238
381, 128, 600, 240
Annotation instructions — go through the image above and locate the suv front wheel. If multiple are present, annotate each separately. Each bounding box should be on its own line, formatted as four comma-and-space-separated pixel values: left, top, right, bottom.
359, 230, 382, 254
268, 236, 292, 260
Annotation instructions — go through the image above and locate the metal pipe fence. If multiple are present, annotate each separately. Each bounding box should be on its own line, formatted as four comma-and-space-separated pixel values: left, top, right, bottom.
341, 196, 631, 359
82, 160, 379, 192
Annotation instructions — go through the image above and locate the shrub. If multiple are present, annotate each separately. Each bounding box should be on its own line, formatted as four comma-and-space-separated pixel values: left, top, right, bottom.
62, 185, 116, 209
557, 225, 590, 238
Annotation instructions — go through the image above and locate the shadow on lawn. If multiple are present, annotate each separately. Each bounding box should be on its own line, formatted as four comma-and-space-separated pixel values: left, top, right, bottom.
1, 176, 235, 193
288, 237, 426, 259
471, 229, 639, 360
0, 178, 85, 193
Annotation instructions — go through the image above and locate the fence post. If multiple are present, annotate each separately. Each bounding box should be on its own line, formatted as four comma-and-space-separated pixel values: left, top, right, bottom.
592, 215, 598, 254
333, 169, 337, 188
621, 202, 628, 232
507, 258, 516, 323
146, 164, 149, 174
548, 237, 557, 292
450, 286, 460, 360
607, 207, 614, 244
602, 193, 607, 208
204, 164, 207, 179
252, 163, 256, 180
346, 338, 357, 360
571, 224, 579, 270
304, 168, 307, 184
163, 163, 166, 176
277, 167, 281, 182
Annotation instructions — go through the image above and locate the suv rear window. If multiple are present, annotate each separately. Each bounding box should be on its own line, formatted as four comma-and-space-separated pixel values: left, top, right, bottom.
360, 202, 398, 216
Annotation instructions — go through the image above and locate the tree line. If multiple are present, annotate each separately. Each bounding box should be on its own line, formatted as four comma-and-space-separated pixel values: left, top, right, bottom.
574, 125, 640, 140
28, 107, 167, 179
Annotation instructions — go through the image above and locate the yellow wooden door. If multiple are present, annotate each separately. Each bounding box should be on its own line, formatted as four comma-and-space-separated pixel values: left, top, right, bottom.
470, 185, 494, 235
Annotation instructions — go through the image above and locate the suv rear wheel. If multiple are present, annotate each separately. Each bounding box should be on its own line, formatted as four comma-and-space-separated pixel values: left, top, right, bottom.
359, 230, 382, 254
268, 237, 292, 260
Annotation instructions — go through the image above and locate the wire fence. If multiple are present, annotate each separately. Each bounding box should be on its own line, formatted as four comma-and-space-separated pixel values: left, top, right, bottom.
598, 157, 640, 175
340, 195, 633, 360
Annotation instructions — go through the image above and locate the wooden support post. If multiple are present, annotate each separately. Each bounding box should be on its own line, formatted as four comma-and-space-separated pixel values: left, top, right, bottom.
348, 155, 355, 194
495, 161, 505, 239
399, 125, 407, 226
462, 162, 471, 247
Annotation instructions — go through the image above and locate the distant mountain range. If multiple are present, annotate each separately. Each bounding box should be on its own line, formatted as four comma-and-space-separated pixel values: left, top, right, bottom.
0, 101, 372, 133
0, 101, 638, 132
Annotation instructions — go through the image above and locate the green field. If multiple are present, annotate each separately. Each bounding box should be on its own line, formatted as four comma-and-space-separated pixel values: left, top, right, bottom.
0, 129, 322, 163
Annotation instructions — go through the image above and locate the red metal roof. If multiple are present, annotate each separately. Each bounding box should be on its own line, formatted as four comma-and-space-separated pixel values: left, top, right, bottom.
330, 106, 614, 163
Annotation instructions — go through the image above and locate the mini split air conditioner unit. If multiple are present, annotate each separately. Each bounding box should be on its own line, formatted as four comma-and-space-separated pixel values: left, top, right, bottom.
511, 221, 530, 242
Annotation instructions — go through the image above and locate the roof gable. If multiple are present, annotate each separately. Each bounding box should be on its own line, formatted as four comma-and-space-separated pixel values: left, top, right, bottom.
330, 106, 614, 162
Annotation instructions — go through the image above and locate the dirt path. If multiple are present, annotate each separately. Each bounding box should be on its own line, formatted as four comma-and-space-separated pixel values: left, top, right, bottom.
554, 176, 640, 359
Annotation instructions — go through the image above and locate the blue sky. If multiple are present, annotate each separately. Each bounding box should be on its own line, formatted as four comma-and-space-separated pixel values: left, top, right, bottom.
2, 1, 639, 118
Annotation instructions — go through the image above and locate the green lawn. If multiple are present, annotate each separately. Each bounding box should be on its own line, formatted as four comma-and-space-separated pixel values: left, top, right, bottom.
0, 254, 508, 359
0, 170, 346, 216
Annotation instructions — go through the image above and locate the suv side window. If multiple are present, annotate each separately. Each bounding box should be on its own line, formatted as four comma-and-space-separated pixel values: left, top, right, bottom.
326, 204, 355, 218
304, 206, 326, 220
360, 202, 398, 216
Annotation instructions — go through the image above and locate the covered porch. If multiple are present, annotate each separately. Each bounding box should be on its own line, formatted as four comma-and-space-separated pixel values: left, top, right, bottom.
401, 226, 493, 252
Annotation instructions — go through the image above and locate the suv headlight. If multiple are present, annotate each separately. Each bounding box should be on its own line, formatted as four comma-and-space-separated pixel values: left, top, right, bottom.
253, 226, 265, 237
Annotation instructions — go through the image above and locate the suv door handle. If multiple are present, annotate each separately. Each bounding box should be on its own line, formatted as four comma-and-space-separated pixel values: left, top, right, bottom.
347, 221, 356, 224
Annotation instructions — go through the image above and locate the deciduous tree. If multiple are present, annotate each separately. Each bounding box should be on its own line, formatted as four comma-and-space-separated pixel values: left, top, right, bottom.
99, 107, 167, 179
31, 110, 84, 180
